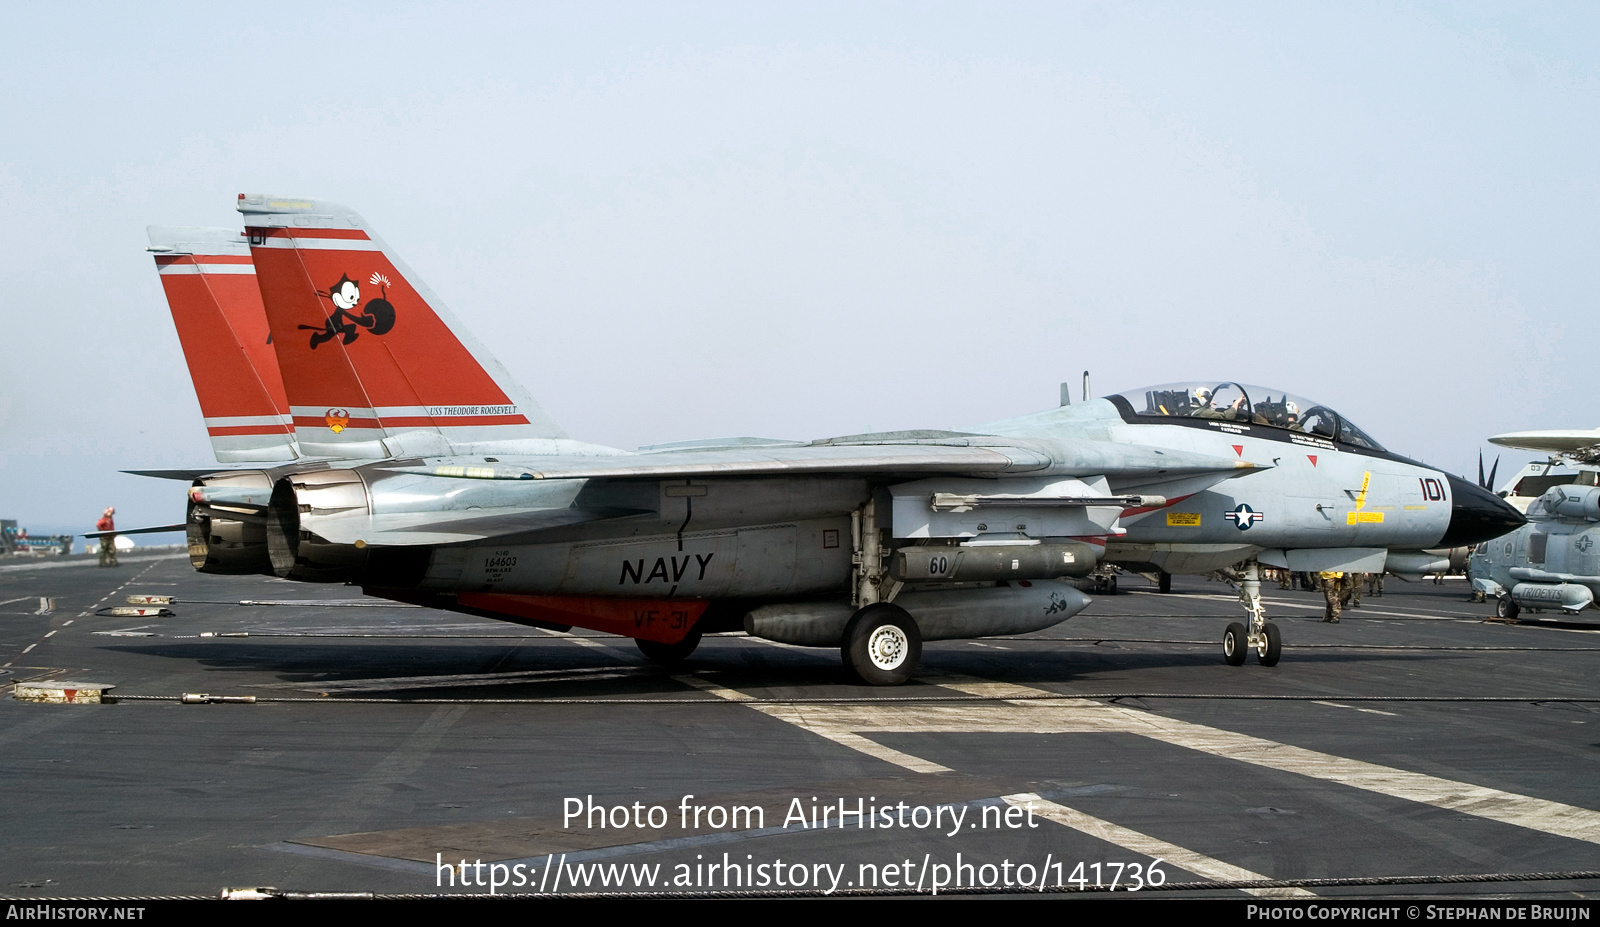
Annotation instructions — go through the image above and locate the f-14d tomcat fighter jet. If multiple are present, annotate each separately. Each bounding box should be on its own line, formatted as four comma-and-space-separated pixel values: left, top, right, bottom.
143, 195, 1524, 684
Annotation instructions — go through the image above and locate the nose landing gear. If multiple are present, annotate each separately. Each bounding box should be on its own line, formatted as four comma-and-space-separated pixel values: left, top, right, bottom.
1223, 561, 1281, 667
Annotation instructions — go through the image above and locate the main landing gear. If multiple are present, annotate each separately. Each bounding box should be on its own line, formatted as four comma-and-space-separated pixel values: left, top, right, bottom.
841, 498, 924, 685
1224, 561, 1281, 667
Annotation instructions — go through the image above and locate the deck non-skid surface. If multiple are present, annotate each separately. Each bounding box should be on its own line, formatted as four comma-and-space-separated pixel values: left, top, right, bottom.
3, 556, 1599, 898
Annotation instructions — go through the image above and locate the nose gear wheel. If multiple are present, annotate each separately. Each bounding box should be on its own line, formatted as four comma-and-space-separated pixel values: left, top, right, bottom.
1255, 621, 1282, 666
1223, 621, 1247, 666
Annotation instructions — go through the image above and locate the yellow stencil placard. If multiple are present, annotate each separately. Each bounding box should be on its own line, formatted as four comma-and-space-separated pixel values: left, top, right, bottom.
1166, 512, 1201, 527
1346, 511, 1385, 524
1354, 471, 1372, 510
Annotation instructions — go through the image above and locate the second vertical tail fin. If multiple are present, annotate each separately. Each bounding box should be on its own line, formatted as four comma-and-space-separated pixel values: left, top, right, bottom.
148, 227, 299, 463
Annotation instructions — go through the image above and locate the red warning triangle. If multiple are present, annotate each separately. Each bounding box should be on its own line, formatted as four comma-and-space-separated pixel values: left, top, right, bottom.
1231, 445, 1244, 457
1307, 455, 1318, 466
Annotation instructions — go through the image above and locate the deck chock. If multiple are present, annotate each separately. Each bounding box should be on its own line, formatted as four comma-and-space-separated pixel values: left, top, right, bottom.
102, 606, 175, 617
13, 681, 115, 704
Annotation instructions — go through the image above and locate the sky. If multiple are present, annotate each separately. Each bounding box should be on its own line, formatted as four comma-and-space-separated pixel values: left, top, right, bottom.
0, 2, 1595, 535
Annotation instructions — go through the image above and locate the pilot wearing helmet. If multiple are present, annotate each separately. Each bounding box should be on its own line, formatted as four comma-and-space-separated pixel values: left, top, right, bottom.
1190, 387, 1244, 421
1284, 400, 1305, 432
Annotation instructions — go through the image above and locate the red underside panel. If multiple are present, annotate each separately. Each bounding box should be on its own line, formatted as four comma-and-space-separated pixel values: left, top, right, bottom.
455, 593, 708, 644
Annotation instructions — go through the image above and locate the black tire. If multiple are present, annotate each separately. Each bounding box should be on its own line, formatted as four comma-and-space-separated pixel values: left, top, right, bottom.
636, 627, 702, 665
1256, 622, 1282, 667
842, 603, 922, 686
1223, 622, 1248, 666
1158, 571, 1171, 594
1495, 595, 1520, 621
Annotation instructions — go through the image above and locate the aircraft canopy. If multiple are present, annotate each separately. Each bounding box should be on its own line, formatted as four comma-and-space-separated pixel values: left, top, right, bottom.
1112, 381, 1385, 451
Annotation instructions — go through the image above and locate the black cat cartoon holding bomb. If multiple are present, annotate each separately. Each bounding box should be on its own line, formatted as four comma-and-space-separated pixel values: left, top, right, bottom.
302, 272, 397, 348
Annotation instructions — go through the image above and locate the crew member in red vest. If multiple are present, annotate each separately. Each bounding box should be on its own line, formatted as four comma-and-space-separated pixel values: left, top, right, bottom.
96, 507, 117, 567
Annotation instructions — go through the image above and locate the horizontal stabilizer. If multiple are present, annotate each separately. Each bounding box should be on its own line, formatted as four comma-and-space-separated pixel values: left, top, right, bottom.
84, 524, 187, 538
124, 469, 234, 481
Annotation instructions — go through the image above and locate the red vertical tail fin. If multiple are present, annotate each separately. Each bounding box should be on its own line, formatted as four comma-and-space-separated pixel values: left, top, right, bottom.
236, 194, 578, 460
148, 227, 299, 463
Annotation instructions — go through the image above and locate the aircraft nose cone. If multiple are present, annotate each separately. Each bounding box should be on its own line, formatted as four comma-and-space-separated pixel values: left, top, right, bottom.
1438, 474, 1526, 547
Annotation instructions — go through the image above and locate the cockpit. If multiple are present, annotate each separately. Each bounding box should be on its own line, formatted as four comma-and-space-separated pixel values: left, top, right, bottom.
1108, 381, 1385, 451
